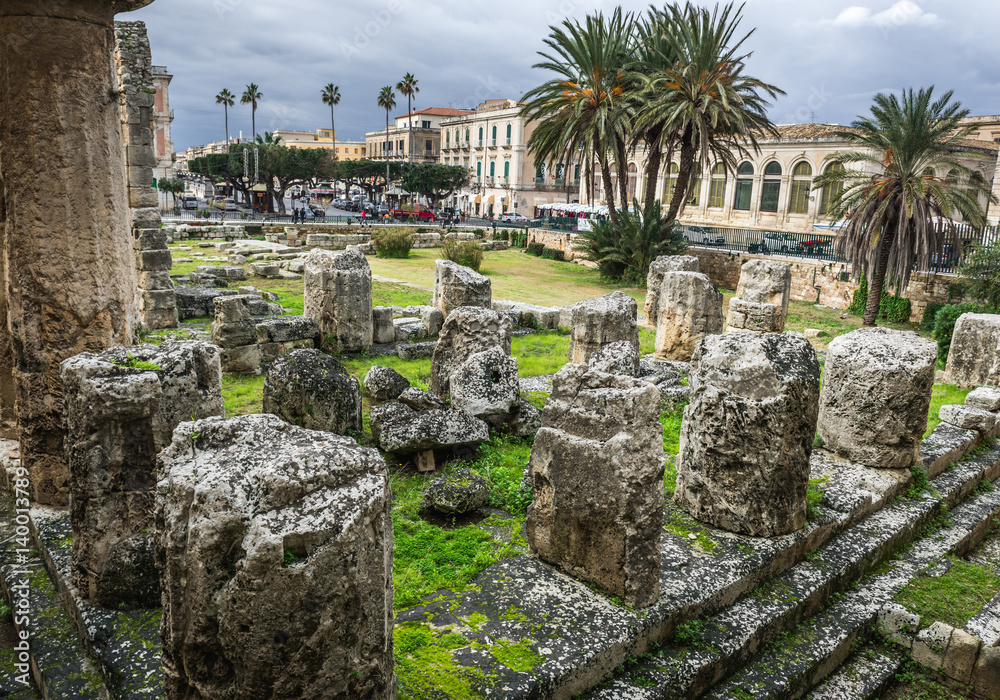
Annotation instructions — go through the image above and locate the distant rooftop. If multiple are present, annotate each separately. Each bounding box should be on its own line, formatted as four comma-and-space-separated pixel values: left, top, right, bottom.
395, 107, 474, 120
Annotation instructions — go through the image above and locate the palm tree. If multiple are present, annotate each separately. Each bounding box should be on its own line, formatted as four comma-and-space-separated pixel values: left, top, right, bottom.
640, 2, 784, 222
321, 83, 341, 154
241, 83, 263, 141
813, 87, 996, 326
395, 73, 419, 164
216, 88, 235, 145
377, 86, 397, 198
521, 9, 635, 221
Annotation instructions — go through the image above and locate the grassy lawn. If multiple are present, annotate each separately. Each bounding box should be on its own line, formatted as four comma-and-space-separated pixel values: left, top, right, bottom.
896, 554, 1000, 629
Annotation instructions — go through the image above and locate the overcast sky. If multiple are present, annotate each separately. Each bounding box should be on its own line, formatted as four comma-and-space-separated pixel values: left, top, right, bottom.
127, 0, 1000, 152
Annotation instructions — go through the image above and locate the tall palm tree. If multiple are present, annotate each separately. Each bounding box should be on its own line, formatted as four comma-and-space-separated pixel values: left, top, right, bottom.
216, 88, 235, 145
378, 86, 397, 198
521, 9, 635, 221
814, 87, 995, 326
395, 73, 419, 164
640, 2, 784, 222
321, 83, 341, 154
241, 83, 263, 141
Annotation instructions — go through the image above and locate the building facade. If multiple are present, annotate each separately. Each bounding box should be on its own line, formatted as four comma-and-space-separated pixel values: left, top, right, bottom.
365, 107, 472, 165
439, 99, 581, 217
272, 129, 367, 159
587, 123, 1000, 232
151, 65, 174, 180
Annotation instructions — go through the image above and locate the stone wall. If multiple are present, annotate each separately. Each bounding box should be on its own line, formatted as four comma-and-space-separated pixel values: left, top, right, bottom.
527, 230, 582, 259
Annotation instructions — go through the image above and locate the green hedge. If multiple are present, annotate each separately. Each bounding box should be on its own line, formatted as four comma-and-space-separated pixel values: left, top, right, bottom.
511, 232, 528, 248
541, 247, 565, 261
933, 302, 985, 362
527, 242, 545, 256
920, 303, 945, 332
492, 229, 509, 242
847, 273, 912, 323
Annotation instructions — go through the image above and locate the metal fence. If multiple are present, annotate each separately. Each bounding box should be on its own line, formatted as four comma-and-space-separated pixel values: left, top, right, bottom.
685, 222, 1000, 275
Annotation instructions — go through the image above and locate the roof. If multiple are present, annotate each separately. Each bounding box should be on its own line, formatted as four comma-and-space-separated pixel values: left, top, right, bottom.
759, 123, 999, 153
395, 107, 474, 119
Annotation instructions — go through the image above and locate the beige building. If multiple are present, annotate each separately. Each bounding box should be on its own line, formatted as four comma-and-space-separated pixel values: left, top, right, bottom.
151, 65, 174, 180
439, 99, 581, 217
272, 129, 367, 160
366, 107, 472, 165
587, 123, 1000, 232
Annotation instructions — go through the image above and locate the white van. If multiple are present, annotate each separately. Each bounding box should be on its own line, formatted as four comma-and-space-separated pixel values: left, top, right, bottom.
182, 195, 199, 210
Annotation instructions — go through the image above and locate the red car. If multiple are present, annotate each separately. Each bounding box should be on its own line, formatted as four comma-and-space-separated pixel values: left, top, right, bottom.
391, 209, 436, 222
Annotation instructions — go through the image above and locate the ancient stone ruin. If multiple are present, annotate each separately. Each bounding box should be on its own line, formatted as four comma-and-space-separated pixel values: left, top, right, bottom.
449, 347, 520, 420
429, 306, 514, 398
818, 327, 937, 469
304, 247, 374, 353
212, 295, 263, 373
567, 291, 639, 364
61, 341, 223, 609
526, 363, 664, 608
155, 414, 394, 699
944, 312, 1000, 388
433, 259, 492, 319
674, 332, 821, 537
654, 271, 724, 361
726, 259, 792, 333
644, 254, 700, 328
263, 349, 362, 434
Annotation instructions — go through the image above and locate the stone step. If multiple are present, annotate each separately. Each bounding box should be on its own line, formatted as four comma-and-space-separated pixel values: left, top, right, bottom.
29, 508, 163, 700
0, 496, 109, 700
579, 439, 1000, 699
699, 472, 1000, 699
806, 642, 904, 700
965, 587, 1000, 646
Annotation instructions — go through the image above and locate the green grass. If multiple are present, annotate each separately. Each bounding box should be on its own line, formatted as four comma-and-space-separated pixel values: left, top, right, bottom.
221, 374, 265, 416
895, 556, 1000, 628
661, 402, 686, 496
373, 282, 432, 308
511, 330, 570, 377
925, 384, 974, 438
342, 355, 432, 394
884, 658, 976, 700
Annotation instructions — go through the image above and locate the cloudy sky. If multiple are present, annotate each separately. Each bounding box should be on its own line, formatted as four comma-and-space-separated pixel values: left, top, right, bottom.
127, 0, 1000, 152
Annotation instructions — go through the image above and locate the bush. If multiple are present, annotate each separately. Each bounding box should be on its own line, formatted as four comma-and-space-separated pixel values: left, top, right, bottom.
541, 247, 565, 261
957, 240, 1000, 312
492, 229, 509, 242
473, 228, 485, 239
920, 303, 945, 332
848, 273, 912, 323
511, 232, 528, 248
576, 198, 686, 283
933, 302, 985, 362
526, 242, 545, 256
371, 227, 414, 258
441, 239, 484, 271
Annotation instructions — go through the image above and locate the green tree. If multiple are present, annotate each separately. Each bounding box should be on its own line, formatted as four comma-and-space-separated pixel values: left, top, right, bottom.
215, 88, 235, 145
158, 177, 185, 208
241, 83, 263, 141
395, 73, 419, 164
401, 164, 470, 205
640, 2, 783, 222
378, 86, 397, 194
522, 9, 636, 221
336, 159, 405, 202
814, 87, 996, 326
321, 83, 341, 154
956, 240, 1000, 312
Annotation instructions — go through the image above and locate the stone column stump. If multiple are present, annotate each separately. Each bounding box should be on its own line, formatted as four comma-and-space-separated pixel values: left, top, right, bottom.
645, 255, 700, 328
303, 247, 373, 353
525, 363, 664, 608
211, 295, 261, 373
433, 260, 492, 319
674, 332, 821, 537
155, 414, 395, 700
818, 327, 937, 469
725, 259, 792, 333
567, 291, 639, 365
429, 307, 513, 399
654, 271, 724, 361
944, 313, 1000, 388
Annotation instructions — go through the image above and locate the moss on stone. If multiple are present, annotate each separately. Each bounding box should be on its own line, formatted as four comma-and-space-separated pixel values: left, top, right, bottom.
489, 638, 543, 673
393, 622, 487, 700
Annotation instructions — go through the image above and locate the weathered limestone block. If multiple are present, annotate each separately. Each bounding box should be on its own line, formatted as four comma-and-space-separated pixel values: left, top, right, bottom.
303, 248, 373, 353
877, 603, 920, 649
492, 300, 561, 330
429, 307, 514, 399
654, 271, 724, 361
943, 627, 981, 684
644, 255, 700, 328
967, 386, 1000, 412
372, 307, 395, 344
525, 363, 664, 608
371, 404, 489, 454
421, 307, 444, 337
219, 345, 262, 374
422, 469, 490, 515
567, 291, 639, 364
433, 260, 492, 319
939, 404, 998, 433
255, 317, 321, 346
945, 313, 1000, 388
156, 414, 394, 700
364, 366, 410, 403
398, 388, 447, 412
394, 317, 427, 342
972, 645, 1000, 700
725, 259, 791, 333
913, 621, 952, 670
449, 348, 520, 419
588, 340, 640, 377
818, 328, 937, 469
263, 350, 361, 434
674, 332, 820, 537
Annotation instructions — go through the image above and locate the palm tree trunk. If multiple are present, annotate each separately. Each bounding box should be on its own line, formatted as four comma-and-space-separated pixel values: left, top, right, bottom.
615, 137, 629, 209
385, 109, 391, 200
666, 131, 695, 222
331, 105, 336, 156
224, 105, 229, 145
252, 107, 256, 142
864, 228, 896, 326
643, 131, 663, 212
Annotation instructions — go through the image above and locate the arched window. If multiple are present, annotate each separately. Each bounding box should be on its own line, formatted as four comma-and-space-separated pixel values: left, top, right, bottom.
709, 163, 726, 208
489, 161, 495, 179
465, 128, 470, 145
946, 169, 960, 186
573, 163, 580, 182
627, 163, 638, 199
663, 163, 679, 202
760, 161, 782, 212
503, 161, 510, 180
819, 162, 844, 216
788, 162, 812, 214
734, 161, 754, 210
688, 168, 702, 206
445, 131, 450, 146
491, 125, 497, 144
506, 124, 512, 143
477, 127, 483, 146
476, 161, 482, 180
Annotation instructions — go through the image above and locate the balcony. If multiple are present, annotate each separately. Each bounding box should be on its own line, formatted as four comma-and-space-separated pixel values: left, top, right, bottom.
475, 140, 484, 149
490, 138, 497, 147
503, 138, 512, 148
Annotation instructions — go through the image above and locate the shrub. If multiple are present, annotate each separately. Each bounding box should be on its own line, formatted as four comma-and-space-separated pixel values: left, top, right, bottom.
933, 302, 985, 362
526, 242, 545, 256
511, 232, 528, 248
848, 273, 912, 323
920, 302, 944, 332
541, 247, 565, 261
441, 239, 484, 271
473, 228, 485, 239
957, 240, 1000, 312
576, 198, 686, 283
492, 229, 509, 242
371, 227, 414, 258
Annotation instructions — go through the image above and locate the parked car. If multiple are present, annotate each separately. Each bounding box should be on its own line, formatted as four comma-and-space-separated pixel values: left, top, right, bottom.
761, 232, 803, 254
392, 209, 437, 222
682, 225, 725, 246
223, 198, 240, 212
182, 195, 199, 210
501, 212, 529, 223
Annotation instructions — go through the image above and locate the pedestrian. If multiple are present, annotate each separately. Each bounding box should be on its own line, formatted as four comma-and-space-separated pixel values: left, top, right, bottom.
361, 208, 367, 228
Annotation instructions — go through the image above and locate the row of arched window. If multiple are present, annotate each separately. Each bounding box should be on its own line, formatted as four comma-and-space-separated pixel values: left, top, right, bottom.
444, 123, 514, 148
